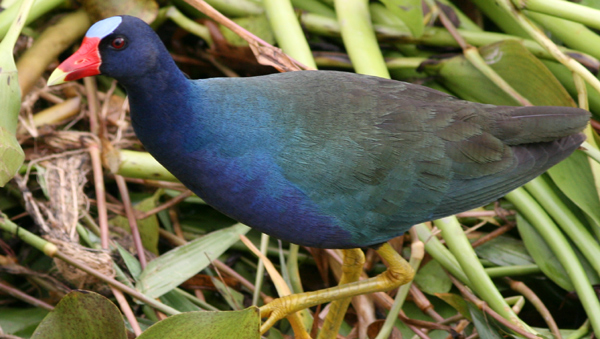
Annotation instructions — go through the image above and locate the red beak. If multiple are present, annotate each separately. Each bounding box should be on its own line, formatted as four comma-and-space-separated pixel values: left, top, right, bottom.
48, 37, 102, 85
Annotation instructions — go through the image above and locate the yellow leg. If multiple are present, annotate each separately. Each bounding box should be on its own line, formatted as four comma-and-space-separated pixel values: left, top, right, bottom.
317, 248, 365, 339
259, 243, 414, 334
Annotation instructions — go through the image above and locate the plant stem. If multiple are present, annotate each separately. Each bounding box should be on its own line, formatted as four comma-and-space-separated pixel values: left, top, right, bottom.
515, 0, 600, 31
505, 188, 600, 336
334, 0, 389, 77
263, 0, 317, 69
433, 217, 534, 333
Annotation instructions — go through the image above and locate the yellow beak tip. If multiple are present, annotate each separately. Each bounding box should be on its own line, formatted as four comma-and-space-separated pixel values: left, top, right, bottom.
47, 68, 68, 86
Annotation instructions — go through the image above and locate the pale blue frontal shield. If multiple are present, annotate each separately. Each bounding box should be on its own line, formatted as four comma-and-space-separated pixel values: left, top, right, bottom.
86, 16, 122, 38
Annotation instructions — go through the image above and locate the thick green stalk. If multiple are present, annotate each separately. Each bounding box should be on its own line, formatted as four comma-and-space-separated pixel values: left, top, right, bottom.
300, 13, 596, 63
334, 0, 389, 77
166, 6, 212, 45
413, 223, 469, 284
263, 0, 316, 69
524, 177, 600, 278
0, 0, 65, 40
526, 11, 600, 62
292, 0, 336, 18
505, 188, 600, 336
484, 265, 541, 278
433, 217, 533, 333
515, 0, 600, 31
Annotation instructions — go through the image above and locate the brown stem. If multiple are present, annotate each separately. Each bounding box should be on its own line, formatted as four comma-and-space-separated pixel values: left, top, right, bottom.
506, 278, 561, 339
88, 144, 109, 249
0, 280, 54, 311
115, 175, 147, 268
136, 190, 193, 220
449, 275, 539, 339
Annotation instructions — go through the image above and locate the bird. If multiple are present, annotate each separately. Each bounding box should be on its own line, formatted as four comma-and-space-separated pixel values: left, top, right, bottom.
48, 14, 589, 336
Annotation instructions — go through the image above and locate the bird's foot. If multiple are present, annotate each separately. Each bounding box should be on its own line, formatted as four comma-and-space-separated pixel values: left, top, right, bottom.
258, 243, 414, 337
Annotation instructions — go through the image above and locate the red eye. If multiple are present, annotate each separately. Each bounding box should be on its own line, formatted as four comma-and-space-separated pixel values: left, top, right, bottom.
111, 37, 126, 49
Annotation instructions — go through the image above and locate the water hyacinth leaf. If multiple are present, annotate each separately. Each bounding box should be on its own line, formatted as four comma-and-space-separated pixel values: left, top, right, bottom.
474, 235, 535, 267
379, 0, 423, 38
136, 223, 250, 298
547, 150, 600, 231
423, 40, 574, 107
137, 307, 260, 339
413, 259, 452, 295
31, 291, 127, 339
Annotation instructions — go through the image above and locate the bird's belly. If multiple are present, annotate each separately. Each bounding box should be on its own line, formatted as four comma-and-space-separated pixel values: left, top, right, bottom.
158, 147, 366, 248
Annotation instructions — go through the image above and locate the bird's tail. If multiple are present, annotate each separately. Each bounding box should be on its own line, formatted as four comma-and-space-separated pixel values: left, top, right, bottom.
490, 105, 590, 145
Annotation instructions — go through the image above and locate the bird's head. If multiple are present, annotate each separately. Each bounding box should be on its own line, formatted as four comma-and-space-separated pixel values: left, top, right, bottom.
48, 15, 163, 85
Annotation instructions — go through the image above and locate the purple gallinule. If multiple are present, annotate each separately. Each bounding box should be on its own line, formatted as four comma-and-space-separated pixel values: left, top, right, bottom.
48, 15, 589, 336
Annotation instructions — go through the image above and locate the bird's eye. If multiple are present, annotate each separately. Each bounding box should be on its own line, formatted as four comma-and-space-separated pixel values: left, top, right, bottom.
110, 37, 126, 50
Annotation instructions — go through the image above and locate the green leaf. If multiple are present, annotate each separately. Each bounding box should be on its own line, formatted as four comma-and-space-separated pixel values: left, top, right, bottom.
137, 307, 260, 339
467, 302, 505, 339
211, 277, 245, 310
474, 235, 534, 266
413, 260, 452, 295
422, 40, 574, 107
159, 290, 202, 312
547, 150, 600, 231
0, 308, 49, 336
0, 0, 32, 186
110, 190, 161, 255
136, 223, 250, 298
31, 290, 127, 339
514, 213, 600, 291
434, 293, 471, 320
220, 15, 275, 47
115, 242, 143, 280
379, 0, 424, 38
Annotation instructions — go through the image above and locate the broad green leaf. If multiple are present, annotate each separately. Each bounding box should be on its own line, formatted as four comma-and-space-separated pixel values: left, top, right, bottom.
160, 290, 202, 312
379, 0, 423, 38
0, 308, 48, 336
110, 190, 161, 255
0, 0, 33, 186
517, 214, 600, 290
136, 223, 250, 298
517, 213, 573, 290
31, 290, 127, 339
413, 260, 452, 295
220, 15, 275, 47
137, 307, 260, 339
422, 40, 574, 107
474, 235, 534, 266
548, 150, 600, 232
